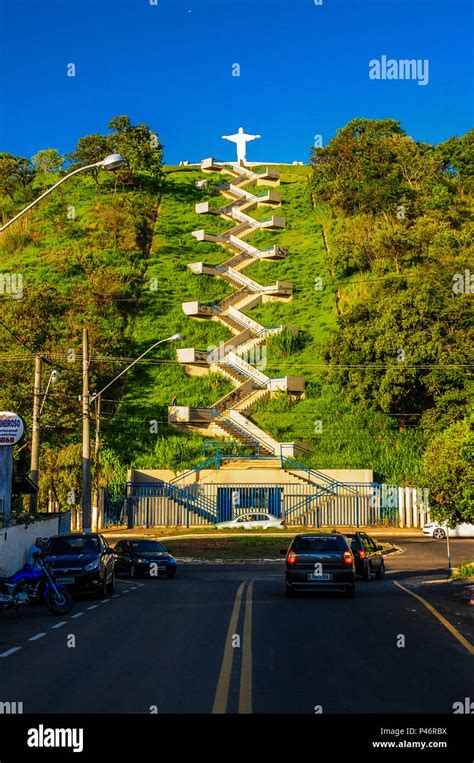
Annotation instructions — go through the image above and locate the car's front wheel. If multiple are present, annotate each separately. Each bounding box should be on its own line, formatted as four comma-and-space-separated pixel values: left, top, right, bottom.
107, 569, 116, 593
433, 528, 446, 540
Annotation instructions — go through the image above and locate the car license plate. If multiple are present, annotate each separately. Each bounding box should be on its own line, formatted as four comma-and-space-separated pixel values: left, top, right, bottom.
55, 577, 74, 584
307, 573, 332, 581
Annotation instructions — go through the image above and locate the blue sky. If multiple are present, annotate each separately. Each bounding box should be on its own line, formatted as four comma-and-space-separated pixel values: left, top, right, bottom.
0, 0, 472, 164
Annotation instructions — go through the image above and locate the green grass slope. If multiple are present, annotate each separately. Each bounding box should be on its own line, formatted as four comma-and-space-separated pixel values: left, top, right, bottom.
103, 165, 425, 481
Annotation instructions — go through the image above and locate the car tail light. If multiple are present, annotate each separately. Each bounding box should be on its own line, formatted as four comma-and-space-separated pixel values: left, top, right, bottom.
287, 550, 297, 565
343, 551, 353, 565
280, 520, 286, 526
358, 549, 366, 559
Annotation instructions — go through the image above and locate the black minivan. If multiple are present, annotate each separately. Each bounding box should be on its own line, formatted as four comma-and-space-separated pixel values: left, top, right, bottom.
282, 533, 356, 597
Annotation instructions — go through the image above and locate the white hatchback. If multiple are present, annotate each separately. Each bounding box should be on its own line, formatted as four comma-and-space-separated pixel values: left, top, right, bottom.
217, 512, 287, 530
423, 521, 474, 539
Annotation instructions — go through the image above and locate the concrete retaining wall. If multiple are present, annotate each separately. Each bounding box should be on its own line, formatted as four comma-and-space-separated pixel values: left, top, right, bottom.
0, 515, 67, 576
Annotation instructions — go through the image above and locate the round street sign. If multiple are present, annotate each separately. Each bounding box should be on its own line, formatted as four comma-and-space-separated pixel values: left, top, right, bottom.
0, 412, 24, 446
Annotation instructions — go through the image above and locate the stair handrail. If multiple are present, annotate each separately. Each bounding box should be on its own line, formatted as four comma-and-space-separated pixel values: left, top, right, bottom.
211, 410, 272, 455
282, 457, 361, 495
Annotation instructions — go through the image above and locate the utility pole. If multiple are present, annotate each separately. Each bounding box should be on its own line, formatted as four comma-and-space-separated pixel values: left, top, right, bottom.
82, 328, 91, 531
92, 393, 101, 531
29, 355, 42, 512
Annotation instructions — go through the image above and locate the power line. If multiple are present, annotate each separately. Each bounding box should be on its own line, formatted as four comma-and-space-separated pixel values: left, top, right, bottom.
0, 317, 56, 366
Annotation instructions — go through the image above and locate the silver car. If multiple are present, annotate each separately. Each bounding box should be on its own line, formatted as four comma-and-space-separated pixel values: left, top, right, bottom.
217, 512, 287, 530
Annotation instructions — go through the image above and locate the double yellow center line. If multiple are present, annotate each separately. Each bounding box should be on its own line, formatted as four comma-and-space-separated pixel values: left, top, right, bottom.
212, 580, 254, 713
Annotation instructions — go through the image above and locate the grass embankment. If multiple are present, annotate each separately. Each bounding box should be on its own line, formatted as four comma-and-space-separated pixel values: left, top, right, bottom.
106, 164, 423, 481
104, 526, 397, 560
163, 536, 396, 560
450, 563, 474, 581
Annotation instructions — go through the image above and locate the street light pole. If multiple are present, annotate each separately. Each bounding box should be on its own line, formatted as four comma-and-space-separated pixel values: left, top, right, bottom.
0, 154, 126, 232
29, 361, 59, 512
81, 333, 181, 530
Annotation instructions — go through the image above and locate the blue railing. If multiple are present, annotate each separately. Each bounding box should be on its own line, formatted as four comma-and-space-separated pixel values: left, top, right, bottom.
127, 481, 217, 527
110, 478, 403, 529
281, 457, 360, 496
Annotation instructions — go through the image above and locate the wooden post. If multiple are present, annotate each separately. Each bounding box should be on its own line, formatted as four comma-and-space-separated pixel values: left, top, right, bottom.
82, 328, 91, 531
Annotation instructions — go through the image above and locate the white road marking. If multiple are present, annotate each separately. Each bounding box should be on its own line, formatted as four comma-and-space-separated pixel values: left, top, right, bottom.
0, 647, 22, 657
51, 621, 67, 629
86, 605, 98, 610
121, 589, 130, 594
28, 632, 47, 641
98, 599, 110, 604
112, 594, 121, 598
70, 612, 84, 619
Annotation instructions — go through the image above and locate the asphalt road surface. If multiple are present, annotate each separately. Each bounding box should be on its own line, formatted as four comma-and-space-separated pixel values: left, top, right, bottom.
0, 538, 472, 714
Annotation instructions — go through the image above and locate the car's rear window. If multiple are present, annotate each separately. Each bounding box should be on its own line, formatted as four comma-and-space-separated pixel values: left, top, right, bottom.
131, 541, 166, 553
292, 536, 348, 553
342, 534, 359, 548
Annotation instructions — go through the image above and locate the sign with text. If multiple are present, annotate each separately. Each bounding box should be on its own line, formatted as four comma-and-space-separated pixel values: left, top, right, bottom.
0, 412, 24, 445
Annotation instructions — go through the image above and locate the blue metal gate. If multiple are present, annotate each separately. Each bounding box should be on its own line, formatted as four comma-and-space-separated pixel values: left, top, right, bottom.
216, 486, 282, 522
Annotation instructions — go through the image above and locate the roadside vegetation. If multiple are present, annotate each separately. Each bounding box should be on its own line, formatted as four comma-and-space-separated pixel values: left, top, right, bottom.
450, 562, 474, 581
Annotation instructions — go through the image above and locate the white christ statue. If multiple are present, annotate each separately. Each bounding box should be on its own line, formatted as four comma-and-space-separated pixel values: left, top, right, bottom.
221, 127, 261, 165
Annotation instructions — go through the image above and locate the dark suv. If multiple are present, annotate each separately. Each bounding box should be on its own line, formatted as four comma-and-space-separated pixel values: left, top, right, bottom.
342, 532, 385, 580
282, 533, 356, 597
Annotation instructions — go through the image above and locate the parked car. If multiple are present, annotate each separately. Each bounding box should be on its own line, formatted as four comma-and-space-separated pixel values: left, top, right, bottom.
282, 533, 356, 597
217, 512, 286, 530
112, 539, 177, 578
42, 533, 115, 597
342, 532, 385, 580
423, 522, 474, 539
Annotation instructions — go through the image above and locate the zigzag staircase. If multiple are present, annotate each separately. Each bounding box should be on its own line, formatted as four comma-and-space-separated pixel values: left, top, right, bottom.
168, 158, 305, 458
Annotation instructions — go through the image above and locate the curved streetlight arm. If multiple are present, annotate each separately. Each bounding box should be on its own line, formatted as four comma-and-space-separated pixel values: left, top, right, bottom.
38, 370, 59, 418
89, 335, 180, 404
0, 161, 103, 232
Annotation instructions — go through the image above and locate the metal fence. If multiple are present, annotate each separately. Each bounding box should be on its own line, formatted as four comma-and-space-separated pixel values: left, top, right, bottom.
107, 480, 419, 529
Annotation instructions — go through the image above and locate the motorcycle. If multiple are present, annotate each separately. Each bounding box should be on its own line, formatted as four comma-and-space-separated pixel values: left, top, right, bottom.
0, 557, 73, 616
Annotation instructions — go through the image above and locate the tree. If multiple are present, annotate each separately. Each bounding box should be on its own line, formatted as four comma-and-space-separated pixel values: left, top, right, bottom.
69, 134, 109, 183
107, 115, 163, 179
325, 273, 471, 427
309, 119, 411, 215
31, 148, 64, 174
420, 418, 473, 526
0, 153, 32, 199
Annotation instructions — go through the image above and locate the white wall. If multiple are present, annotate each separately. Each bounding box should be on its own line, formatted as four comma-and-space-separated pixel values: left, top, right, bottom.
0, 516, 62, 576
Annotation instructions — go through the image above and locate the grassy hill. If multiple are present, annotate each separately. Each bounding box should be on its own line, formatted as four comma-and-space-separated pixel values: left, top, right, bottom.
1, 120, 471, 512
101, 163, 428, 481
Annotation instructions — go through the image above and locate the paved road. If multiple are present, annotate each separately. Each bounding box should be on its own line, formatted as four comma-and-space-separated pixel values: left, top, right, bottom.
0, 539, 472, 714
